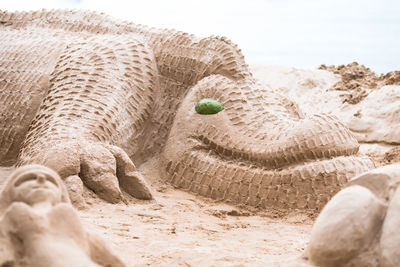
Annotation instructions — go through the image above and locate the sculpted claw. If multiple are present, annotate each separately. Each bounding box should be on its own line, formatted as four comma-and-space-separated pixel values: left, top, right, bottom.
80, 143, 123, 203
106, 145, 153, 200
22, 141, 152, 204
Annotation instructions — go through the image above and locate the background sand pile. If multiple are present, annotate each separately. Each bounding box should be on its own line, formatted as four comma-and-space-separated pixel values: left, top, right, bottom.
252, 63, 400, 167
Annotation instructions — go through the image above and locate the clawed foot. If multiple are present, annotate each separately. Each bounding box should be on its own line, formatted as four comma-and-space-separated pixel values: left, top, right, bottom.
29, 141, 152, 204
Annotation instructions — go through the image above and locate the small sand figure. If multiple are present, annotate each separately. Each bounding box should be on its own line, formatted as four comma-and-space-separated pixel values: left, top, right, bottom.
307, 163, 400, 267
0, 164, 126, 267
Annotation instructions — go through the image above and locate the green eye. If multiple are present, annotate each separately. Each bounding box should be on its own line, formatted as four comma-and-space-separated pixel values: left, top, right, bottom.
195, 99, 224, 115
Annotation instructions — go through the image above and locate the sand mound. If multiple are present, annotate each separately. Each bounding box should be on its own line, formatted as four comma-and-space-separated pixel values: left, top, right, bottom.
318, 62, 400, 104
252, 63, 400, 163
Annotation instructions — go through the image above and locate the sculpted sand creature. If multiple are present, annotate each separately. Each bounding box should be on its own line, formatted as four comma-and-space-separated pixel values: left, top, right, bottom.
0, 9, 374, 209
308, 163, 400, 267
0, 164, 125, 267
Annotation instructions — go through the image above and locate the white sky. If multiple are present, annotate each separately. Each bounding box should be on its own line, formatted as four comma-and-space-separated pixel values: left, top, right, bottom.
2, 0, 400, 73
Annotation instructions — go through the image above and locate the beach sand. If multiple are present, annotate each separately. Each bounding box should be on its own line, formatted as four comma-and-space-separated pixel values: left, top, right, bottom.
0, 161, 313, 266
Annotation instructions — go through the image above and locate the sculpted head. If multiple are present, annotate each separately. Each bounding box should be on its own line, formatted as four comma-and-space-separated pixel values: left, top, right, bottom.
161, 74, 372, 209
0, 164, 70, 212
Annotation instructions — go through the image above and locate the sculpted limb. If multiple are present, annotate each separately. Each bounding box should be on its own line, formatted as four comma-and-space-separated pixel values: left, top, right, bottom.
14, 34, 155, 203
308, 164, 400, 267
0, 165, 126, 267
149, 33, 252, 83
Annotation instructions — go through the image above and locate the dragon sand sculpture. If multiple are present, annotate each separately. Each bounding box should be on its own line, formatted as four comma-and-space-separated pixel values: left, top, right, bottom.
0, 9, 374, 210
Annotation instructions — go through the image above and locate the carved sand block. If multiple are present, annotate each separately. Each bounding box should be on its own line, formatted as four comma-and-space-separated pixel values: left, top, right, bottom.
0, 164, 126, 267
0, 9, 373, 210
308, 163, 400, 267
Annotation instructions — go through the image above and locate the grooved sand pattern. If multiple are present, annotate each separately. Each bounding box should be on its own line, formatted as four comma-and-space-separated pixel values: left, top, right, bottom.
18, 35, 158, 163
165, 154, 372, 210
0, 30, 65, 165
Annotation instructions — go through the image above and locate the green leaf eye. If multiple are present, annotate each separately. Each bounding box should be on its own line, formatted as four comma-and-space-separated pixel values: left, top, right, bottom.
195, 99, 224, 115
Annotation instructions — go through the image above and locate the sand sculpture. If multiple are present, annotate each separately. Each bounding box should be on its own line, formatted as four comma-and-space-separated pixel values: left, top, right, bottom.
307, 163, 400, 267
0, 164, 125, 267
0, 9, 374, 210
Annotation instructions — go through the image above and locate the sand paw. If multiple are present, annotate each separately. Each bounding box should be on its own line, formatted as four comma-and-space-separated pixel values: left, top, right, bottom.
35, 141, 152, 203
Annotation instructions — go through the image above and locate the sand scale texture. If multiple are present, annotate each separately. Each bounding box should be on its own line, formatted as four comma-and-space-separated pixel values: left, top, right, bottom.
0, 9, 374, 212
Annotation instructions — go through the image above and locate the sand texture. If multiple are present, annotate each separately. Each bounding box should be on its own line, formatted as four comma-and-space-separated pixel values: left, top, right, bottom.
1, 59, 399, 265
0, 9, 399, 267
0, 165, 314, 266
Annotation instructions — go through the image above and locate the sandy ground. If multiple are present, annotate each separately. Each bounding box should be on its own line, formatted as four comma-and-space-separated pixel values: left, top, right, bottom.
0, 162, 313, 267
80, 189, 312, 266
